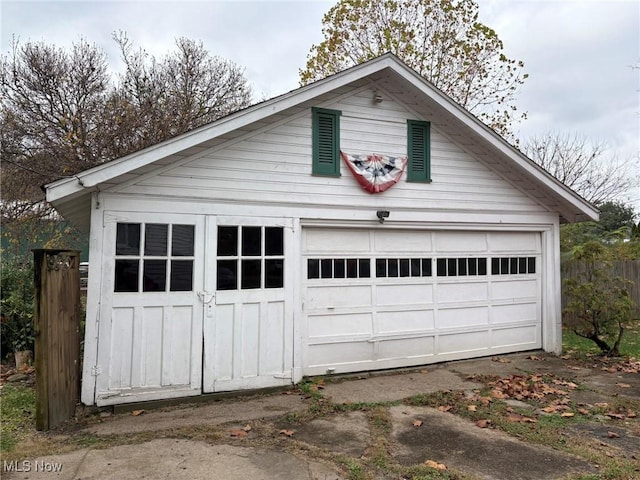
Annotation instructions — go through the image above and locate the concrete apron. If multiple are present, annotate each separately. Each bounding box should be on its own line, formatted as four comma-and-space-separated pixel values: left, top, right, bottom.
6, 352, 635, 480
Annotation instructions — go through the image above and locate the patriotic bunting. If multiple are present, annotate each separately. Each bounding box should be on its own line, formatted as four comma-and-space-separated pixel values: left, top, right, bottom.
340, 151, 407, 193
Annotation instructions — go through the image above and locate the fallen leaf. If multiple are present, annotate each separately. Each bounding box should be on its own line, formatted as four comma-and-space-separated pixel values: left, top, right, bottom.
279, 429, 295, 437
594, 402, 609, 408
607, 431, 620, 438
437, 405, 452, 412
476, 419, 490, 428
627, 411, 637, 418
560, 412, 575, 418
420, 370, 430, 374
578, 408, 590, 415
561, 355, 571, 360
412, 419, 423, 427
242, 424, 252, 432
606, 412, 625, 420
542, 406, 559, 413
424, 460, 447, 470
230, 430, 248, 438
492, 356, 512, 363
527, 355, 542, 361
131, 410, 145, 416
616, 383, 631, 388
467, 405, 477, 412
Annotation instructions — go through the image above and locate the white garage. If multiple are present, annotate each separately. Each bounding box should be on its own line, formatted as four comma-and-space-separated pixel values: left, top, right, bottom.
302, 228, 542, 375
45, 54, 598, 406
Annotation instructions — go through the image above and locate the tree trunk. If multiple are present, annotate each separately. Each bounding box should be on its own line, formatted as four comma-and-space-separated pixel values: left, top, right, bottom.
609, 325, 624, 357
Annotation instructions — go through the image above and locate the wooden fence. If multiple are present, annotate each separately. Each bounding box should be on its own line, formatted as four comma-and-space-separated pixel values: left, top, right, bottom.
561, 259, 640, 315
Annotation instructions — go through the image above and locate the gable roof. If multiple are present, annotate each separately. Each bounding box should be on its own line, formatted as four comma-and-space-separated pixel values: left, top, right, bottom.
46, 53, 598, 229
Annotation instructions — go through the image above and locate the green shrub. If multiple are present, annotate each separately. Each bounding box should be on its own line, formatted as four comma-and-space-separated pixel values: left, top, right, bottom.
1, 254, 35, 355
563, 241, 635, 356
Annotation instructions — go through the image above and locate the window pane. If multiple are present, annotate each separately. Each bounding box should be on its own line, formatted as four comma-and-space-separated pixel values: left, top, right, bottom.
115, 259, 139, 292
241, 259, 261, 289
478, 258, 487, 275
334, 259, 345, 278
400, 259, 410, 277
265, 227, 284, 256
266, 259, 284, 288
172, 225, 195, 256
242, 226, 261, 256
217, 260, 237, 290
458, 258, 467, 276
346, 259, 357, 278
116, 223, 140, 255
500, 258, 509, 275
528, 257, 536, 274
376, 259, 386, 278
422, 259, 431, 277
321, 259, 333, 279
447, 258, 457, 276
387, 259, 398, 277
171, 260, 193, 291
144, 224, 168, 256
411, 259, 421, 277
491, 258, 500, 275
510, 257, 518, 274
218, 227, 238, 256
359, 259, 370, 278
518, 257, 527, 274
143, 260, 166, 292
308, 259, 320, 279
437, 258, 446, 277
468, 258, 478, 276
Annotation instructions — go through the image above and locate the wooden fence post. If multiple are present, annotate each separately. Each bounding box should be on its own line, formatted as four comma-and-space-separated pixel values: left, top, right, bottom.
33, 249, 81, 431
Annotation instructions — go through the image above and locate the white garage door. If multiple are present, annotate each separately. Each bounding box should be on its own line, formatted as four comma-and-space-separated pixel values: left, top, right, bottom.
302, 228, 541, 375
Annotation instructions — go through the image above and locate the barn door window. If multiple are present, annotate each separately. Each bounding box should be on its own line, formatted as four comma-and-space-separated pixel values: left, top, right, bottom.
114, 222, 195, 292
407, 120, 431, 182
312, 107, 342, 177
216, 226, 285, 290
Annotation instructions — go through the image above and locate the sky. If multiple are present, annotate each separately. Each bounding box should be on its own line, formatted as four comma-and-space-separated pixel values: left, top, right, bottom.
2, 0, 639, 208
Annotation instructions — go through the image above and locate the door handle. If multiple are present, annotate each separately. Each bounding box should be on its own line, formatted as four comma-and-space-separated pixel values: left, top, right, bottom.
198, 291, 215, 304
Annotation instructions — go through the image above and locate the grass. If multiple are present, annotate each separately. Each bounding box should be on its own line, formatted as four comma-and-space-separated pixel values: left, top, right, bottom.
562, 321, 640, 359
0, 383, 36, 454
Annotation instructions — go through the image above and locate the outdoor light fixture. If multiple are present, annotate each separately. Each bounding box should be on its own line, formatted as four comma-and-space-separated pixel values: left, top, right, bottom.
373, 91, 383, 103
377, 210, 390, 223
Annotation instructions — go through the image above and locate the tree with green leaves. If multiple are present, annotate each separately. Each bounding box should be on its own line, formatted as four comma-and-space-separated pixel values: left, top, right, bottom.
300, 0, 527, 137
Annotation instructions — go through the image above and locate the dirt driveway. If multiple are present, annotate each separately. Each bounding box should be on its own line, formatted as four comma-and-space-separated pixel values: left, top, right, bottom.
3, 352, 639, 480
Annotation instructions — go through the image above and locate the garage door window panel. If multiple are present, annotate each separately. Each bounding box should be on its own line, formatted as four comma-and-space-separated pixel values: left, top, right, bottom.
491, 257, 536, 275
306, 258, 370, 279
437, 258, 487, 277
114, 223, 195, 293
376, 258, 432, 278
216, 225, 285, 290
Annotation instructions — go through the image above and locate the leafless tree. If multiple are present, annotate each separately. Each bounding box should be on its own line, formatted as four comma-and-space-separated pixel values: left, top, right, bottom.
1, 35, 253, 253
523, 132, 635, 205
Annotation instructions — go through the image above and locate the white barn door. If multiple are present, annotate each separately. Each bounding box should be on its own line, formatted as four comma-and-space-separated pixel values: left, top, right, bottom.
202, 217, 294, 392
95, 213, 204, 406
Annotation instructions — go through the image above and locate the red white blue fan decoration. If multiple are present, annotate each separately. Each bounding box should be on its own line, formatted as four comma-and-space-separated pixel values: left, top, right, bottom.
341, 151, 407, 193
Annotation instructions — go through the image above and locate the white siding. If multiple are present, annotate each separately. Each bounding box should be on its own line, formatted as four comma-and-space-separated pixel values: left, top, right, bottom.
115, 87, 547, 215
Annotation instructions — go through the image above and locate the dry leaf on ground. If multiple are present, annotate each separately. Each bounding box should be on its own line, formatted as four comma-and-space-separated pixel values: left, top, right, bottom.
476, 419, 490, 428
131, 410, 145, 416
230, 430, 248, 438
467, 405, 477, 412
607, 431, 620, 438
412, 419, 423, 427
279, 429, 295, 437
424, 460, 447, 470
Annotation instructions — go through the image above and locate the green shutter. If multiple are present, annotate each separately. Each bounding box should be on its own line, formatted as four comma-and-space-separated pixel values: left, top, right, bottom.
312, 108, 341, 176
407, 120, 431, 182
